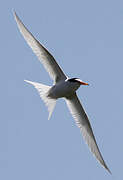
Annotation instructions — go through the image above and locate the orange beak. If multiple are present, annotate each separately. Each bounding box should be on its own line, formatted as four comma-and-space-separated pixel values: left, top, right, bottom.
79, 81, 89, 86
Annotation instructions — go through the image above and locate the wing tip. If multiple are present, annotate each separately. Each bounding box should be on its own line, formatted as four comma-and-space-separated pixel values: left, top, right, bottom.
13, 10, 17, 20
104, 164, 112, 174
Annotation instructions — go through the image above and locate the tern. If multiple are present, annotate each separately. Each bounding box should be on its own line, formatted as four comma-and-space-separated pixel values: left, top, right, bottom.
14, 12, 111, 173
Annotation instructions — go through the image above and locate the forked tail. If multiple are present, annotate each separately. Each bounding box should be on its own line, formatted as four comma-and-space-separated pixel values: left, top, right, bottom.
24, 80, 56, 120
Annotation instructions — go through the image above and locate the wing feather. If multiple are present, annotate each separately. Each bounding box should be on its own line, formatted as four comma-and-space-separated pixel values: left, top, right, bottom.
65, 93, 111, 173
14, 12, 67, 83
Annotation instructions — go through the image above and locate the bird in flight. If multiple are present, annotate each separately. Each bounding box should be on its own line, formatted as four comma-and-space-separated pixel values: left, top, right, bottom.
14, 12, 111, 173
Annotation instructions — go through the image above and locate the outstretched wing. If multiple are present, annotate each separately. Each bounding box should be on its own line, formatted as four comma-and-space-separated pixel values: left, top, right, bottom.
14, 12, 67, 83
65, 93, 111, 173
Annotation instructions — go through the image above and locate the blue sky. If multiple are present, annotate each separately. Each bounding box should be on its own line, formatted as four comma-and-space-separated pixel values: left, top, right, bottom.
2, 0, 123, 179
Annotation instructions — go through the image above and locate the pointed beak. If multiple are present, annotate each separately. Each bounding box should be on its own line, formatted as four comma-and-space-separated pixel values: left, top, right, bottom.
79, 81, 89, 86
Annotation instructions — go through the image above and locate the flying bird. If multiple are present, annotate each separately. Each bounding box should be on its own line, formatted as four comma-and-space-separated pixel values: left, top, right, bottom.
14, 12, 111, 173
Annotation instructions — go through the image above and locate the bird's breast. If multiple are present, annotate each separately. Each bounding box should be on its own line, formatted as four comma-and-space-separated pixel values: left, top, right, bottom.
48, 81, 80, 99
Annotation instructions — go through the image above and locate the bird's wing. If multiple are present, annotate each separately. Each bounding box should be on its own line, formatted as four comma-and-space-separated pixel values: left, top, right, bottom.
14, 12, 67, 83
65, 93, 111, 173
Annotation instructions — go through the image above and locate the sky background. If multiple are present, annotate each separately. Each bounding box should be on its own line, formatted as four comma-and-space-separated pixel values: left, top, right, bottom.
1, 0, 123, 179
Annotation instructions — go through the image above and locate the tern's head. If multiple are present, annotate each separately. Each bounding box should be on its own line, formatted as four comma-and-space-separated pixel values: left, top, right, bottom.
67, 78, 89, 86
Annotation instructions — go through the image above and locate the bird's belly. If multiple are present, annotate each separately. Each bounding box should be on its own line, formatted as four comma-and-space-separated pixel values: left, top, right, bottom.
48, 82, 79, 99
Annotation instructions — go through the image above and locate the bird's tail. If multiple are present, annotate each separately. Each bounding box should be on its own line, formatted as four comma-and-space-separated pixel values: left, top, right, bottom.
24, 80, 56, 120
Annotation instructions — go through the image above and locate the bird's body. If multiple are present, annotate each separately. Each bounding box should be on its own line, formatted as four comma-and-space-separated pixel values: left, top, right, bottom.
14, 12, 111, 173
48, 79, 80, 99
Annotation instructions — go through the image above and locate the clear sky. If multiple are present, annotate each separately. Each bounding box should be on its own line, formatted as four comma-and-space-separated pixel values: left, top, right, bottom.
1, 0, 123, 179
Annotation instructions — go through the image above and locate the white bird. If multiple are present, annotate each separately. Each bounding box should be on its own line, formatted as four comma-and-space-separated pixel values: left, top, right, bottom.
14, 12, 111, 173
